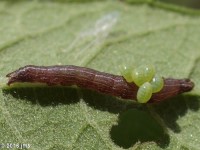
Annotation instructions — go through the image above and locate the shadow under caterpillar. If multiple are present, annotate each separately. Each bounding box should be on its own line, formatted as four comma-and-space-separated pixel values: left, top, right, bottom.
6, 65, 194, 103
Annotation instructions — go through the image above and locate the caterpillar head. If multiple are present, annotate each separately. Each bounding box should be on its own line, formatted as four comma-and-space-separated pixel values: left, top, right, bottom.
6, 66, 33, 85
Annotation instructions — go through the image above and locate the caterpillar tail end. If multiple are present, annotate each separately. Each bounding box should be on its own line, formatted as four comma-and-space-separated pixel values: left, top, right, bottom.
179, 79, 195, 93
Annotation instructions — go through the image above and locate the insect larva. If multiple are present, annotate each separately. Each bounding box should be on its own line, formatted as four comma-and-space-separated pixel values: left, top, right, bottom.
122, 65, 166, 102
121, 65, 163, 103
150, 75, 164, 93
120, 66, 133, 83
131, 65, 155, 86
6, 65, 194, 103
137, 82, 152, 103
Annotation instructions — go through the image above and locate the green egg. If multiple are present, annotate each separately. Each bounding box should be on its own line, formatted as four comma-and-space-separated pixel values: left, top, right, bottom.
137, 82, 152, 103
120, 65, 133, 82
132, 65, 155, 86
150, 75, 164, 93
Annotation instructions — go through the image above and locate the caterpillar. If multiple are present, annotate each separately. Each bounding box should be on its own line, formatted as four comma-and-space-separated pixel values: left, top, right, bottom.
6, 65, 194, 103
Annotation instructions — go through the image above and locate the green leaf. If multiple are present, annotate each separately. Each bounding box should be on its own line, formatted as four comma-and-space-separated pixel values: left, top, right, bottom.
0, 0, 200, 149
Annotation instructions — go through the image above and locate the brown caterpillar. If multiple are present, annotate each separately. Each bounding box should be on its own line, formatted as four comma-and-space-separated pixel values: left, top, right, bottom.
6, 65, 194, 103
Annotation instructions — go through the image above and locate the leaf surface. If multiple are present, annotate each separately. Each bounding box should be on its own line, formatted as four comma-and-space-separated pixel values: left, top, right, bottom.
0, 1, 200, 149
